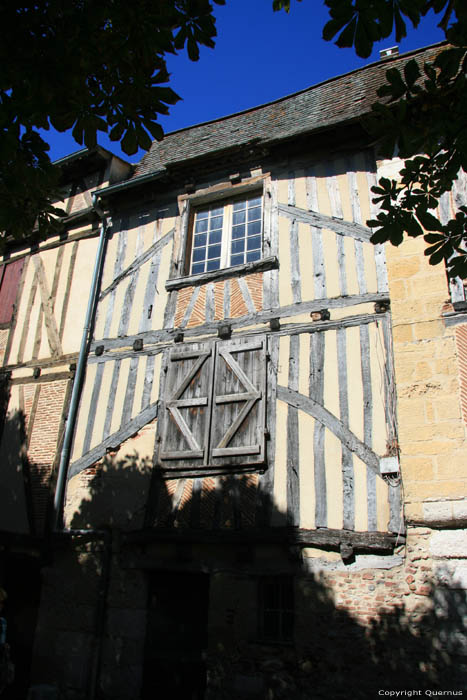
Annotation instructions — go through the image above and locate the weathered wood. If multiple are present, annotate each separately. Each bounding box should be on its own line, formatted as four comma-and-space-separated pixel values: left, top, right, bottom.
256, 334, 278, 527
91, 294, 388, 352
59, 241, 79, 341
68, 400, 159, 479
117, 228, 144, 337
287, 334, 300, 526
359, 324, 376, 530
2, 257, 29, 367
33, 256, 62, 357
123, 525, 403, 551
223, 279, 231, 319
288, 172, 302, 305
121, 356, 139, 426
277, 385, 381, 475
379, 314, 403, 533
31, 307, 43, 361
82, 362, 105, 455
325, 164, 347, 296
337, 327, 354, 530
9, 370, 73, 385
5, 353, 78, 372
141, 354, 156, 410
140, 228, 162, 334
17, 267, 39, 364
269, 180, 280, 310
305, 169, 327, 298
180, 287, 200, 329
205, 282, 215, 323
26, 385, 41, 449
346, 161, 367, 295
262, 182, 273, 310
103, 224, 128, 339
278, 203, 372, 242
163, 289, 177, 331
102, 360, 121, 441
238, 277, 256, 314
100, 228, 174, 300
165, 255, 279, 291
364, 150, 389, 295
157, 344, 213, 468
210, 336, 267, 467
35, 246, 63, 360
88, 347, 163, 365
310, 331, 326, 527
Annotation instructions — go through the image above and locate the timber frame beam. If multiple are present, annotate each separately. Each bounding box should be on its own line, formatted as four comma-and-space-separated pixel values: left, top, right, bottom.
122, 526, 403, 551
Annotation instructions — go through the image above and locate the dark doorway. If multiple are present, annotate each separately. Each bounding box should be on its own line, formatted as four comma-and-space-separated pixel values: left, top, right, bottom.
142, 571, 210, 700
1, 553, 41, 700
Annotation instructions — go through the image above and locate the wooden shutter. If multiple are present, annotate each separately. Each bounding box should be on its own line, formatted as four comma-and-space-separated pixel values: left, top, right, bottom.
209, 335, 267, 468
156, 341, 214, 469
0, 259, 24, 325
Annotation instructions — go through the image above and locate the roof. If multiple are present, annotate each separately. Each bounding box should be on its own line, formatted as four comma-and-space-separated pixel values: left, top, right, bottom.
134, 42, 446, 180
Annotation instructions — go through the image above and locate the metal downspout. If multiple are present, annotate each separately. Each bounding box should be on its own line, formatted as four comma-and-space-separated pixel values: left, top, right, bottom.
52, 197, 108, 531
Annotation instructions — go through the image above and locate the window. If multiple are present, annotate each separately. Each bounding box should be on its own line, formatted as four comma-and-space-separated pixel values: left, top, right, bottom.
189, 194, 263, 275
258, 577, 294, 643
155, 335, 267, 473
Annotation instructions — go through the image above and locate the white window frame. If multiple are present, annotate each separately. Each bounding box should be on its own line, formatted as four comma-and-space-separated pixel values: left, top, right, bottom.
188, 192, 263, 276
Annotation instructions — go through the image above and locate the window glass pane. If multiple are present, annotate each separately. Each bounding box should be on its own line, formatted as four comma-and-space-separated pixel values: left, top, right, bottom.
233, 210, 246, 226
248, 206, 262, 222
232, 224, 245, 240
248, 196, 262, 208
192, 248, 206, 262
194, 233, 207, 248
206, 258, 220, 271
191, 262, 205, 275
209, 229, 222, 244
210, 215, 223, 230
208, 244, 221, 259
247, 220, 261, 236
196, 209, 209, 220
195, 218, 208, 233
231, 254, 244, 266
247, 235, 261, 251
231, 239, 245, 254
233, 200, 246, 212
211, 207, 223, 217
246, 250, 261, 263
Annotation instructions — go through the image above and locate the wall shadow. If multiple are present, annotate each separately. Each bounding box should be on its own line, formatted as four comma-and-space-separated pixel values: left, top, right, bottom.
47, 452, 467, 699
0, 404, 42, 700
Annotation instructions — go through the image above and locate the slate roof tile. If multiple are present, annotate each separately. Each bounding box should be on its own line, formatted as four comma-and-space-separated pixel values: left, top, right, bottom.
134, 42, 446, 179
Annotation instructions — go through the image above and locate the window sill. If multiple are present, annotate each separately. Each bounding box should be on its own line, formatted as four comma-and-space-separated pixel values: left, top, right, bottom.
165, 255, 279, 291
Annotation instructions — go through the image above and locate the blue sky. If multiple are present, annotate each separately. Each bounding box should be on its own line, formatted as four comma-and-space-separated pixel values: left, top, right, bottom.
46, 0, 445, 163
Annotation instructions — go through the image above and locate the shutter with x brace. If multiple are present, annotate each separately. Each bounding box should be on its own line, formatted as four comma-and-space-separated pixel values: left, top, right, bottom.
209, 335, 267, 468
157, 340, 214, 469
156, 335, 267, 472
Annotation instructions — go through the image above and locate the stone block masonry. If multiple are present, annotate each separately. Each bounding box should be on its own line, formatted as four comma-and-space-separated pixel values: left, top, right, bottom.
385, 234, 467, 525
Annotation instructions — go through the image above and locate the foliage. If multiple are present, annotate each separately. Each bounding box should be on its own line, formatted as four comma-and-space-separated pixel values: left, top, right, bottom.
0, 0, 224, 247
276, 1, 467, 278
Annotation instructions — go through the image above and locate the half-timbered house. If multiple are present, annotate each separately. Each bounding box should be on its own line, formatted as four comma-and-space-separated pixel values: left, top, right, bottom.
1, 42, 467, 698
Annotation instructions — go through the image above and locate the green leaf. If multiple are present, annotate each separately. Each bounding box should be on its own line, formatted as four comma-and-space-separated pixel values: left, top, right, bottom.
121, 128, 138, 156
416, 207, 445, 232
335, 16, 357, 50
404, 59, 420, 88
